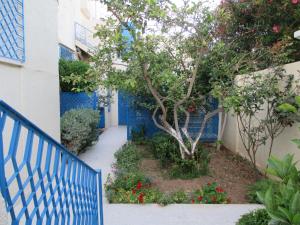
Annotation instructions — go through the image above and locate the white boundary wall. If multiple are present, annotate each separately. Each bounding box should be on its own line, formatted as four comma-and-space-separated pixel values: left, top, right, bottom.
223, 61, 300, 170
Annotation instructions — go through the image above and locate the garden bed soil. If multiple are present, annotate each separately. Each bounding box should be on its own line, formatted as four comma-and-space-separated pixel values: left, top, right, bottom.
139, 145, 263, 203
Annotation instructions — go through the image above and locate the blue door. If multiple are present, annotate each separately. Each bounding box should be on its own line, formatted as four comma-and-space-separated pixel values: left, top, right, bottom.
118, 91, 128, 125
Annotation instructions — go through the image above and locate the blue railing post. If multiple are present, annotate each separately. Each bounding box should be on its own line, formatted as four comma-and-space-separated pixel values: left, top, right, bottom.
96, 169, 104, 225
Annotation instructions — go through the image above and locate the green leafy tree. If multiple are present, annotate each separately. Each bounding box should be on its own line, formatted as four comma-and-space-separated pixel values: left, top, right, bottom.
214, 67, 296, 170
59, 59, 99, 93
93, 0, 223, 159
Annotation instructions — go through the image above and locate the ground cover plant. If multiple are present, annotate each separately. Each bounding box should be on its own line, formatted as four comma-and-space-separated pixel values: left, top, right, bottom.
61, 109, 100, 155
236, 209, 270, 225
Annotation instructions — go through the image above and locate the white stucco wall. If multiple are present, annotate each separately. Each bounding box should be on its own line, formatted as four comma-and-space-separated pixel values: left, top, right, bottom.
0, 0, 60, 223
222, 61, 300, 170
58, 0, 76, 50
0, 0, 60, 141
110, 90, 119, 126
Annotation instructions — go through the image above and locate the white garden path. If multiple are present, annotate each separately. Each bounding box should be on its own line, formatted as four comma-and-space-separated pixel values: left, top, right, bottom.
79, 126, 262, 225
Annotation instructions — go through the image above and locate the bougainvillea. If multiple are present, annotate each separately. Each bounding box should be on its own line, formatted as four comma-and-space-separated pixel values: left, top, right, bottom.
216, 0, 300, 70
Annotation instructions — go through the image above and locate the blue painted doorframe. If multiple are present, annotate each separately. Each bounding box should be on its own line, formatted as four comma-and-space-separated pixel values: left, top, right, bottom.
118, 91, 128, 125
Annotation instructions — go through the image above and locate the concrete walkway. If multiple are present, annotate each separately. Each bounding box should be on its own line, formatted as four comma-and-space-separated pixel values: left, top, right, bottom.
80, 126, 127, 181
79, 126, 262, 225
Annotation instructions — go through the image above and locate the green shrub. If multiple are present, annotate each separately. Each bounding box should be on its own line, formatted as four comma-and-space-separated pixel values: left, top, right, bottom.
236, 209, 270, 225
150, 132, 210, 178
105, 172, 159, 203
170, 147, 210, 179
61, 109, 100, 155
150, 132, 180, 167
114, 144, 141, 172
170, 190, 189, 203
59, 59, 99, 93
247, 179, 278, 203
131, 125, 147, 144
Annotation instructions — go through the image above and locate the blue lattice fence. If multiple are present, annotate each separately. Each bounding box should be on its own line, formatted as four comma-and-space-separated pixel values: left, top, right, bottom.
60, 92, 98, 116
0, 100, 104, 224
127, 95, 219, 142
60, 92, 105, 129
0, 0, 25, 62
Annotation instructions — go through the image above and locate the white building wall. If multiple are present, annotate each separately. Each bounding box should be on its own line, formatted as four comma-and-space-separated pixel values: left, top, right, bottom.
58, 0, 76, 50
0, 0, 60, 223
0, 0, 60, 141
222, 61, 300, 170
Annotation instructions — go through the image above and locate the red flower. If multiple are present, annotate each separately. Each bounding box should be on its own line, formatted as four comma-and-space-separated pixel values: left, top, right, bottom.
188, 106, 196, 113
272, 24, 280, 33
207, 182, 211, 186
216, 187, 224, 193
136, 181, 142, 190
191, 199, 195, 204
138, 193, 144, 203
268, 0, 272, 3
291, 0, 299, 4
197, 196, 203, 201
132, 189, 136, 195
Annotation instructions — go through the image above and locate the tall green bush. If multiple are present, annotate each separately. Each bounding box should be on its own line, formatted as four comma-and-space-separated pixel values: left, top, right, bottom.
61, 109, 100, 155
59, 59, 99, 93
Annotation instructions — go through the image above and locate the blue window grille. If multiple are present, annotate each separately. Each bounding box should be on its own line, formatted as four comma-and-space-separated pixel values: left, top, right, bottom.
0, 0, 25, 63
0, 100, 104, 224
59, 44, 75, 61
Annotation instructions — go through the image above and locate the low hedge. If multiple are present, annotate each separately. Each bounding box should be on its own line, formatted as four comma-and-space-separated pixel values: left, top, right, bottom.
61, 109, 100, 155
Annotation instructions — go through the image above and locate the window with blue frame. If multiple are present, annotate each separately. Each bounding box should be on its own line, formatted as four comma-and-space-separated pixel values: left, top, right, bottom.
0, 0, 25, 63
59, 44, 76, 61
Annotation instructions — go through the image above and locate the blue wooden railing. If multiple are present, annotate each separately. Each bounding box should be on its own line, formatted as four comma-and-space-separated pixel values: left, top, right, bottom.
0, 101, 104, 224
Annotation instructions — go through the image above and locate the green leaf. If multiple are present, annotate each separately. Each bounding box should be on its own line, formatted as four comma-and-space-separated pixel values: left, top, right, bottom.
295, 96, 300, 108
277, 103, 297, 113
264, 187, 274, 210
292, 214, 300, 225
290, 192, 300, 215
278, 206, 292, 222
